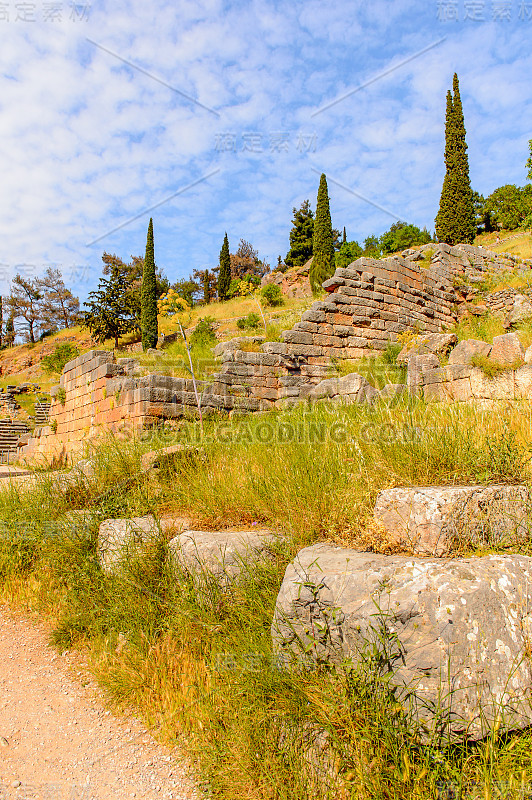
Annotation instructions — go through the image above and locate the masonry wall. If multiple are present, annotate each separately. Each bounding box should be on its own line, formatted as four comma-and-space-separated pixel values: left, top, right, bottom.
20, 243, 505, 463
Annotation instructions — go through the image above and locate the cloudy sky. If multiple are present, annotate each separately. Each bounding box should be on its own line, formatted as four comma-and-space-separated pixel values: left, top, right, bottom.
0, 0, 531, 300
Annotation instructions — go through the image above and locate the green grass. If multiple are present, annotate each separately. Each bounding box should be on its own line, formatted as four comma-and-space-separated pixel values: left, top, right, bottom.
2, 403, 532, 798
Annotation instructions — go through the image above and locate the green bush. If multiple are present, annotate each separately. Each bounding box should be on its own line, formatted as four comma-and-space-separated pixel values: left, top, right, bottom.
237, 313, 261, 331
261, 284, 284, 307
41, 343, 80, 374
189, 317, 217, 348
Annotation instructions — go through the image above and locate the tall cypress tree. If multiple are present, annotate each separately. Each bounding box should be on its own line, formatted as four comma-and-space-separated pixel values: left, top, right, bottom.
141, 217, 158, 351
218, 232, 231, 301
435, 74, 476, 245
310, 174, 335, 293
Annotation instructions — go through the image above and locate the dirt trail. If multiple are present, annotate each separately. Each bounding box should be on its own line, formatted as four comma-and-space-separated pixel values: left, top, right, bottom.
0, 608, 199, 800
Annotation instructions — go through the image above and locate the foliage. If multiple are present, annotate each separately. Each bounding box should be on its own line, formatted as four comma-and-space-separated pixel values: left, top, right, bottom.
101, 252, 169, 327
7, 275, 44, 343
230, 239, 269, 280
218, 232, 231, 302
483, 184, 532, 231
261, 283, 284, 307
435, 74, 476, 245
527, 139, 532, 182
141, 218, 158, 351
83, 261, 138, 348
236, 312, 261, 330
310, 173, 335, 293
157, 288, 190, 317
285, 199, 314, 267
56, 387, 66, 405
335, 240, 363, 268
379, 222, 433, 254
227, 274, 260, 300
363, 235, 381, 258
41, 342, 80, 374
6, 269, 81, 344
38, 267, 82, 329
193, 267, 218, 305
171, 278, 199, 307
471, 352, 524, 377
189, 317, 217, 348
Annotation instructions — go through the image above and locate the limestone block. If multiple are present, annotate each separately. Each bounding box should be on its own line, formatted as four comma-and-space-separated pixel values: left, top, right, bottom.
447, 339, 491, 366
272, 544, 532, 740
490, 332, 524, 366
374, 484, 530, 556
168, 529, 281, 588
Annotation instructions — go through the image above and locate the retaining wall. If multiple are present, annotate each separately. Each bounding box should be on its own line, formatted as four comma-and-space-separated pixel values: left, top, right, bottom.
19, 243, 523, 462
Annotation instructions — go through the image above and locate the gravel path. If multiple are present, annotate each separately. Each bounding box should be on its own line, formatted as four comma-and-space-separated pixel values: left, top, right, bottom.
0, 607, 199, 800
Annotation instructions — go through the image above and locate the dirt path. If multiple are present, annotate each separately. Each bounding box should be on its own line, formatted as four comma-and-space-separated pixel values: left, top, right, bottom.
0, 608, 199, 800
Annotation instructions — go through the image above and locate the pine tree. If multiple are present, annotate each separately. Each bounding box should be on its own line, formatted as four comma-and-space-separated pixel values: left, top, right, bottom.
83, 262, 137, 349
218, 233, 231, 301
310, 174, 335, 293
285, 200, 314, 267
141, 217, 158, 351
435, 74, 476, 245
342, 227, 347, 244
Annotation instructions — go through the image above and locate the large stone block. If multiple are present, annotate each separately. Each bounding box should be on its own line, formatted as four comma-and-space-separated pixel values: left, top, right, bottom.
447, 339, 492, 366
98, 515, 160, 573
373, 484, 530, 556
272, 545, 532, 740
168, 529, 281, 587
490, 332, 524, 366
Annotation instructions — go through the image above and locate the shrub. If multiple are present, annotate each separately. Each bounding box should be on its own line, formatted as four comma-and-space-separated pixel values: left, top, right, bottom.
237, 313, 261, 331
383, 342, 402, 365
261, 284, 284, 307
41, 343, 80, 374
189, 317, 217, 348
56, 387, 66, 405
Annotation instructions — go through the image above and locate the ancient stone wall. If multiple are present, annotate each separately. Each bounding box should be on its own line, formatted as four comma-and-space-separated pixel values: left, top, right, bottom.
19, 243, 528, 462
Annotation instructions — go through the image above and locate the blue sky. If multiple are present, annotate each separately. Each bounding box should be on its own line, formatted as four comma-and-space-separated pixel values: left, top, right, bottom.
0, 0, 531, 301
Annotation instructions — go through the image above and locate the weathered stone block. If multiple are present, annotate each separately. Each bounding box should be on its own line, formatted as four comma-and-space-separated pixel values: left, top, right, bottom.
272, 544, 532, 740
490, 332, 524, 366
98, 515, 160, 573
448, 339, 492, 366
374, 484, 530, 556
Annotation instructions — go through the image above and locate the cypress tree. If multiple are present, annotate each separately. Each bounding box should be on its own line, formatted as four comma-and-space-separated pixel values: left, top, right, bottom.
342, 226, 347, 244
218, 233, 231, 301
141, 217, 158, 351
435, 74, 476, 245
310, 173, 335, 293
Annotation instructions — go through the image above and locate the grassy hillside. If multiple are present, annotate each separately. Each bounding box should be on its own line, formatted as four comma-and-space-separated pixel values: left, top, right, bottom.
2, 401, 532, 799
475, 229, 532, 260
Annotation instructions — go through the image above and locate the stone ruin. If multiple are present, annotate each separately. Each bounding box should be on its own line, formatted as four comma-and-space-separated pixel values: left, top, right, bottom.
18, 242, 532, 462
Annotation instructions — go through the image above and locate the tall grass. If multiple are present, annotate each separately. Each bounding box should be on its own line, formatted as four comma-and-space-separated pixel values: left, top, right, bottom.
1, 401, 532, 798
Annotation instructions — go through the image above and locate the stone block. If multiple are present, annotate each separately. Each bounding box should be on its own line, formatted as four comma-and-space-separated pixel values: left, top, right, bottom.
272, 544, 532, 740
374, 484, 530, 556
447, 339, 492, 366
490, 332, 524, 366
98, 515, 160, 574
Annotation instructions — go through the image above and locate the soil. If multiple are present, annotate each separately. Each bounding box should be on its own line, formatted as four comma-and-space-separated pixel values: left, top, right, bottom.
0, 607, 199, 800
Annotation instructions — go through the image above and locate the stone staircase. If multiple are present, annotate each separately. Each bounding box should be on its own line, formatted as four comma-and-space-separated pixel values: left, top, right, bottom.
34, 399, 51, 426
0, 419, 30, 463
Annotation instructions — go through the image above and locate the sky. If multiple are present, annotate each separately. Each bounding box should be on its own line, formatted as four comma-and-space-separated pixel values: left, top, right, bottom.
0, 0, 531, 302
